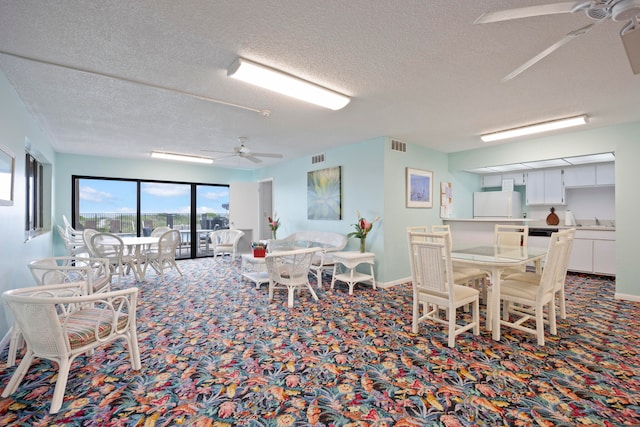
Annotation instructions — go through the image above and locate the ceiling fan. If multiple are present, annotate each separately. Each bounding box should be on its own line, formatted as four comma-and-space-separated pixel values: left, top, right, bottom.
475, 0, 640, 80
202, 137, 283, 164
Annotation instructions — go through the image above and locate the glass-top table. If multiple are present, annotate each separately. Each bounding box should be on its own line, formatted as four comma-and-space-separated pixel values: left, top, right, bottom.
450, 244, 548, 341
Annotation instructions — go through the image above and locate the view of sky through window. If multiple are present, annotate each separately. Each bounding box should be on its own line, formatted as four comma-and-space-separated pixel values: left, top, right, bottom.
79, 179, 229, 214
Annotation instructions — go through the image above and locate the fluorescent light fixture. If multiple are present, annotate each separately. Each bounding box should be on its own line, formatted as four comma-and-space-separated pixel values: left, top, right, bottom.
489, 163, 533, 172
563, 152, 615, 165
151, 151, 213, 164
480, 115, 589, 142
228, 57, 350, 110
521, 158, 570, 169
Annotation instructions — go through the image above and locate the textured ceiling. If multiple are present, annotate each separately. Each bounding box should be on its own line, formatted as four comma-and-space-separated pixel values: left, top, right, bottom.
0, 0, 638, 170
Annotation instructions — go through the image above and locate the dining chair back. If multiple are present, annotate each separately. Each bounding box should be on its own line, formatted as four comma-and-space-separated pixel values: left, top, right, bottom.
90, 232, 136, 284
1, 283, 141, 414
429, 225, 490, 300
407, 232, 480, 348
82, 228, 100, 258
493, 230, 569, 345
494, 224, 529, 247
495, 224, 530, 277
266, 247, 321, 308
143, 229, 182, 279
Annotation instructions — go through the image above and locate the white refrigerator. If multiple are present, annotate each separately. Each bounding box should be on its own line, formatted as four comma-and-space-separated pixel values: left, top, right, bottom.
473, 191, 522, 218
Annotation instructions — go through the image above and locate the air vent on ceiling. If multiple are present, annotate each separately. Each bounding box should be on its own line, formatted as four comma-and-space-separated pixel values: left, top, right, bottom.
391, 139, 407, 152
311, 153, 325, 164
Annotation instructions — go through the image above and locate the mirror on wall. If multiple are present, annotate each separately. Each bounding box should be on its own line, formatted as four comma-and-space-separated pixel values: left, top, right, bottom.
0, 145, 15, 206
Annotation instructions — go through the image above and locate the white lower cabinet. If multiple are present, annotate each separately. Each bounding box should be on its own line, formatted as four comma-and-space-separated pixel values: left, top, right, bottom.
567, 230, 615, 276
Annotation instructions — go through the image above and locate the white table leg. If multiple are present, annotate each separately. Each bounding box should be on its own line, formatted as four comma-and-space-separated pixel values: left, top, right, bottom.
491, 266, 501, 341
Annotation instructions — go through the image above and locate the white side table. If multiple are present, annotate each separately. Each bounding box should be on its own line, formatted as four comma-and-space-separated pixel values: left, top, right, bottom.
240, 254, 269, 289
331, 251, 376, 295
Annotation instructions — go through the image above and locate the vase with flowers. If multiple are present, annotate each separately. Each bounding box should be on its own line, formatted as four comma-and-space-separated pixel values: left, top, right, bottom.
347, 211, 381, 253
268, 214, 280, 239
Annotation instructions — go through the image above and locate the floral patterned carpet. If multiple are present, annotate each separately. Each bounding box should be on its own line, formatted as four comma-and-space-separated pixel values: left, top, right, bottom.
1, 257, 639, 426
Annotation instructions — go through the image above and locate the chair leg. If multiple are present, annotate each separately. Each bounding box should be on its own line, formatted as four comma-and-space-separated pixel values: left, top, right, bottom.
306, 283, 319, 302
49, 358, 71, 414
536, 306, 545, 346
548, 300, 557, 336
2, 349, 34, 397
6, 326, 22, 367
447, 306, 456, 348
558, 287, 567, 319
472, 299, 480, 336
287, 287, 295, 307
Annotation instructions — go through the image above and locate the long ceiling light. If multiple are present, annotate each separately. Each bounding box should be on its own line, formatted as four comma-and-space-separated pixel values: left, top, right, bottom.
151, 151, 213, 164
480, 115, 589, 142
228, 57, 350, 110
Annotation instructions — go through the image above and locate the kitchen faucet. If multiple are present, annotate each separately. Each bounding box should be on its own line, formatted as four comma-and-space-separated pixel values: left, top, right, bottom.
595, 217, 600, 226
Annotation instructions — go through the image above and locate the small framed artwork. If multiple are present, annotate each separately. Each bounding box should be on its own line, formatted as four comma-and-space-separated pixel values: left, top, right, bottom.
406, 167, 433, 208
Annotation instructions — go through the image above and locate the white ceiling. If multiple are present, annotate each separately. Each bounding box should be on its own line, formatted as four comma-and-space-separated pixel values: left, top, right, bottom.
0, 1, 638, 170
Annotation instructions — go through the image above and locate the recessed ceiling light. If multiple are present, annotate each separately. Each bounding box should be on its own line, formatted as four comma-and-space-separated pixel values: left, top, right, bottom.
563, 152, 615, 164
521, 158, 571, 168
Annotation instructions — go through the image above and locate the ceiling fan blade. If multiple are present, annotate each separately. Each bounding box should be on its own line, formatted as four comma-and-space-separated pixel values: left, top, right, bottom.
502, 22, 597, 81
475, 2, 576, 24
244, 155, 263, 163
201, 149, 235, 154
211, 153, 238, 161
250, 152, 284, 158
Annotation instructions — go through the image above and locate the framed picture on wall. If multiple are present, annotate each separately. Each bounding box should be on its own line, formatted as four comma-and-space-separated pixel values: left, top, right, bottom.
406, 167, 432, 208
308, 166, 342, 220
0, 145, 15, 206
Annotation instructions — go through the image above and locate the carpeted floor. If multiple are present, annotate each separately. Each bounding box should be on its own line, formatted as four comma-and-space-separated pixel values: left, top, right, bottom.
0, 257, 639, 426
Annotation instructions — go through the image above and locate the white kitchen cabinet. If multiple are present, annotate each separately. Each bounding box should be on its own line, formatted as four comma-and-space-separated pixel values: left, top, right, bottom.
593, 239, 616, 275
502, 172, 526, 186
563, 163, 614, 187
596, 163, 615, 185
481, 174, 503, 188
567, 229, 615, 276
568, 238, 594, 273
564, 165, 595, 187
526, 169, 564, 205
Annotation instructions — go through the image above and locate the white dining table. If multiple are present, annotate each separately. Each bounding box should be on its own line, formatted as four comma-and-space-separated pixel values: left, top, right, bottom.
450, 244, 547, 341
121, 236, 159, 281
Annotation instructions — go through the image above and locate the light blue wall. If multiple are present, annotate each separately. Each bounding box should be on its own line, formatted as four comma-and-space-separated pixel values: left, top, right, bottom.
449, 123, 640, 300
257, 137, 480, 284
0, 71, 57, 337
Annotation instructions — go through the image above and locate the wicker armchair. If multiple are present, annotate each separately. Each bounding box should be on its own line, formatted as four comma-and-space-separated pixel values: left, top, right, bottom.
1, 283, 141, 414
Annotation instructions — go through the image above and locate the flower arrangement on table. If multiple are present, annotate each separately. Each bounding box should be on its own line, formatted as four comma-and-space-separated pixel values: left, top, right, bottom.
251, 241, 268, 257
347, 211, 381, 253
268, 214, 280, 239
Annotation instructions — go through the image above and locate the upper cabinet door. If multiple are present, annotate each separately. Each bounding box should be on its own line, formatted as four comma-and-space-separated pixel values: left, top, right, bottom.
526, 169, 564, 205
596, 163, 615, 185
564, 165, 596, 187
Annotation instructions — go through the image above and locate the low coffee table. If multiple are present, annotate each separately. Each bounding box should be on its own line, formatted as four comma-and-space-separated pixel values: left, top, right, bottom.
240, 253, 269, 289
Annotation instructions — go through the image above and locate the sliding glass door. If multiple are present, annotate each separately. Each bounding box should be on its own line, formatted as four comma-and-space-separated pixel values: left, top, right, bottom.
72, 176, 229, 259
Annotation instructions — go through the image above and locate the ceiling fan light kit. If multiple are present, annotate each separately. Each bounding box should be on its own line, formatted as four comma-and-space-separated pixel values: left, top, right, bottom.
480, 115, 589, 142
150, 151, 214, 164
228, 57, 350, 110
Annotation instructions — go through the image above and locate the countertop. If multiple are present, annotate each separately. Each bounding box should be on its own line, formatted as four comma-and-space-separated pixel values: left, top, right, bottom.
443, 218, 615, 231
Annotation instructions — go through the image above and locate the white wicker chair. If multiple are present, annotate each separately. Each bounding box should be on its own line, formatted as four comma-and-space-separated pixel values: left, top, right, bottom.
143, 229, 182, 278
266, 247, 321, 308
407, 232, 480, 348
210, 229, 245, 259
91, 232, 137, 284
1, 283, 141, 414
5, 256, 113, 367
